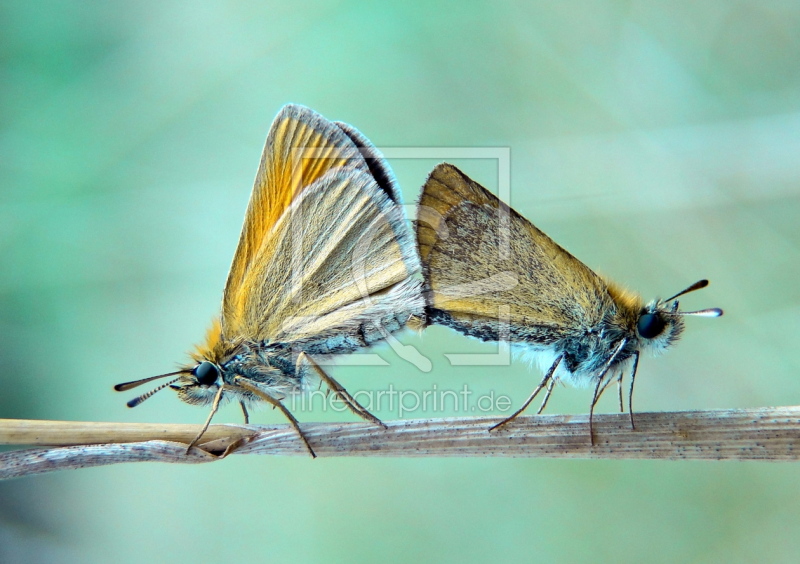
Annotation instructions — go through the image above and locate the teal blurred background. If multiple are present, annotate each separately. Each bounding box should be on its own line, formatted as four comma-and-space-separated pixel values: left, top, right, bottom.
2, 1, 800, 562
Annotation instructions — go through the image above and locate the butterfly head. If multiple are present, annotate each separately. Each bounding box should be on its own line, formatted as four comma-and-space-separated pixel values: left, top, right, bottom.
112, 359, 226, 408
636, 279, 722, 355
169, 361, 225, 406
635, 301, 685, 354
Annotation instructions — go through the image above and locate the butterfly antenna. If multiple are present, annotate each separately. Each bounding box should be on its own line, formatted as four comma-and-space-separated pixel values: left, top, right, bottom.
126, 377, 182, 408
678, 308, 723, 317
113, 370, 186, 392
664, 279, 709, 303
664, 280, 724, 317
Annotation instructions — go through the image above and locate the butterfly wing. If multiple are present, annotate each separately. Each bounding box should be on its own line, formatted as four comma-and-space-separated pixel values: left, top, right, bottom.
417, 163, 612, 344
334, 120, 402, 204
222, 104, 405, 336
231, 165, 422, 352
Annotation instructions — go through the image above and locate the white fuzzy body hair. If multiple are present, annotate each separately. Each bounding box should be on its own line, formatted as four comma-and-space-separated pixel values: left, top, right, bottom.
512, 342, 632, 390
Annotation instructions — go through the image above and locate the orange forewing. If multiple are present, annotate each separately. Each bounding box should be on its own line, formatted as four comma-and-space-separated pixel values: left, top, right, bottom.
222, 105, 374, 333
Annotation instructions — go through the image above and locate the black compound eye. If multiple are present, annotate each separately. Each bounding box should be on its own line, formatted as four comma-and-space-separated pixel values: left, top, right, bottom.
193, 361, 220, 386
637, 313, 666, 339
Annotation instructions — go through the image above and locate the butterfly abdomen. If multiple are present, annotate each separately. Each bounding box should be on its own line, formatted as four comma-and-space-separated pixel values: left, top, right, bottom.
297, 310, 417, 355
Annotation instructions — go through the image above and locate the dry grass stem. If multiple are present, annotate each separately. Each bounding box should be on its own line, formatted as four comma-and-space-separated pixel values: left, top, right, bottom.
2, 406, 799, 479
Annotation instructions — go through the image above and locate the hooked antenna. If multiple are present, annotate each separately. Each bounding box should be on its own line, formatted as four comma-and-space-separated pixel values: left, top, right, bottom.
126, 377, 182, 408
678, 308, 723, 317
113, 370, 186, 392
664, 279, 709, 303
663, 280, 723, 317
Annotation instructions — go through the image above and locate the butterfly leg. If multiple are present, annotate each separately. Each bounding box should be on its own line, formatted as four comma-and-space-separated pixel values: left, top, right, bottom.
627, 351, 640, 430
590, 368, 621, 446
536, 375, 557, 415
232, 376, 316, 458
240, 401, 250, 424
186, 383, 225, 453
589, 374, 613, 447
490, 355, 563, 431
588, 339, 628, 446
595, 373, 616, 404
298, 352, 387, 429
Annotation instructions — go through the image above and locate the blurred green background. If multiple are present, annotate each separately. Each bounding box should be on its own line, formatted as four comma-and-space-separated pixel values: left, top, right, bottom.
2, 1, 800, 562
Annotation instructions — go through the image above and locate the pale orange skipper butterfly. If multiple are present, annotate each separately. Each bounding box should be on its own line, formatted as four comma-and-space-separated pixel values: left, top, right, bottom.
417, 163, 721, 442
115, 105, 424, 456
